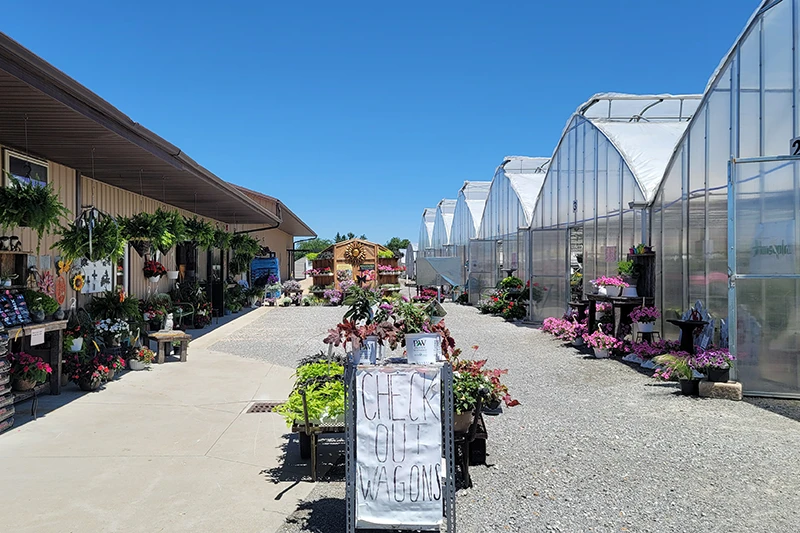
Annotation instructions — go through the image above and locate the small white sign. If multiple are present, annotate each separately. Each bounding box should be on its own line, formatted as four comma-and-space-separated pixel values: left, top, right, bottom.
791, 136, 800, 156
30, 328, 45, 346
355, 366, 443, 529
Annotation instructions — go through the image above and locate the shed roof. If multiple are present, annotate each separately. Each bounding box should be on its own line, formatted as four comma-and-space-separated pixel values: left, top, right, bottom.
0, 32, 278, 225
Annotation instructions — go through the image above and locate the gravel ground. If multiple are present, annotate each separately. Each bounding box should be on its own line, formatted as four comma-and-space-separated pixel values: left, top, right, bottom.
216, 303, 800, 532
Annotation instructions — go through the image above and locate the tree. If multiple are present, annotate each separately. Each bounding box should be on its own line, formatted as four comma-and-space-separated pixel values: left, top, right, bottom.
335, 232, 367, 243
295, 238, 333, 258
385, 237, 411, 257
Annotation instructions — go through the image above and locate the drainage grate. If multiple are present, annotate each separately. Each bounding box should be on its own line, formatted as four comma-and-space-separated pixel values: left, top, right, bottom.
247, 401, 283, 413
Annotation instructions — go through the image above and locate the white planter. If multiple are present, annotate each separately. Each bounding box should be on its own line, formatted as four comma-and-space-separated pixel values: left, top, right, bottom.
597, 285, 608, 296
406, 333, 439, 364
148, 276, 161, 283
595, 311, 605, 320
637, 322, 654, 333
572, 336, 584, 347
593, 348, 609, 359
621, 286, 638, 297
70, 337, 84, 352
129, 359, 147, 371
601, 285, 622, 297
167, 270, 179, 280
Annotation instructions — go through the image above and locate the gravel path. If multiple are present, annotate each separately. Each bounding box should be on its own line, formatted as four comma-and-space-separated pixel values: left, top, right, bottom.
221, 303, 800, 532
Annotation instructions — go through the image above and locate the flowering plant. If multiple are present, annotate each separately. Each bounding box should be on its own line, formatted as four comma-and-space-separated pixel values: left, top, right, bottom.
67, 355, 109, 384
307, 267, 332, 276
324, 288, 343, 305
377, 264, 395, 272
596, 302, 612, 313
266, 274, 279, 285
525, 280, 546, 303
339, 279, 356, 293
9, 352, 52, 384
100, 353, 125, 373
131, 347, 155, 365
629, 306, 660, 324
412, 287, 440, 303
360, 269, 376, 282
542, 317, 569, 336
94, 318, 131, 338
693, 347, 735, 369
143, 260, 166, 278
590, 275, 629, 288
282, 280, 302, 293
336, 269, 352, 281
625, 340, 675, 359
584, 329, 623, 351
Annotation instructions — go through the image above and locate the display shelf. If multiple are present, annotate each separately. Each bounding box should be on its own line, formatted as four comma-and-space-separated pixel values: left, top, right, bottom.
0, 250, 33, 255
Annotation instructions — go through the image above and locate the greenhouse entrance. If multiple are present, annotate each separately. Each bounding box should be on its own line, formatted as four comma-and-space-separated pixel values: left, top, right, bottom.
729, 156, 800, 397
530, 228, 569, 320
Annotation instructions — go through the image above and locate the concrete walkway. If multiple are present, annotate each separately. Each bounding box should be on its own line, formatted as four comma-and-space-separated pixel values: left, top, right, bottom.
0, 307, 314, 533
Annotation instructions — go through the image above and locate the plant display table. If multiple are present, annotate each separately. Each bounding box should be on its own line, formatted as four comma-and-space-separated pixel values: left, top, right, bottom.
145, 331, 191, 363
6, 320, 67, 396
586, 294, 653, 341
568, 300, 590, 323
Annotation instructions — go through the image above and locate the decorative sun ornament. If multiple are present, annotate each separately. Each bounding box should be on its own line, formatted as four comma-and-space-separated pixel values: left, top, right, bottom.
344, 242, 366, 266
71, 273, 86, 292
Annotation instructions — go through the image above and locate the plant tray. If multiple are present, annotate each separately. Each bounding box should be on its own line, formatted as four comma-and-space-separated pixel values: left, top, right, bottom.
0, 392, 13, 409
0, 416, 12, 434
0, 404, 13, 423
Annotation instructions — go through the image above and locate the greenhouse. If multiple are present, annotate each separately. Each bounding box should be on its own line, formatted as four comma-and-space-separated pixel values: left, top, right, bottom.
429, 198, 457, 257
418, 208, 437, 258
468, 156, 549, 303
650, 0, 800, 397
450, 181, 491, 288
527, 93, 701, 318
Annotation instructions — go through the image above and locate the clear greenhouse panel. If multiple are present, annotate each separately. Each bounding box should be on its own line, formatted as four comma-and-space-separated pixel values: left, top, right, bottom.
418, 208, 436, 258
430, 199, 457, 257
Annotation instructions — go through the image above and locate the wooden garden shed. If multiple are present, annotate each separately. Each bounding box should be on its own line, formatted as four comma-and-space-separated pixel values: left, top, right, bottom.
308, 239, 402, 295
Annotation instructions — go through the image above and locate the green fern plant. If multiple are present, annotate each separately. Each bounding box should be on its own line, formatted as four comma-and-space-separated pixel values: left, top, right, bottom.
0, 172, 70, 254
55, 211, 125, 262
184, 217, 216, 250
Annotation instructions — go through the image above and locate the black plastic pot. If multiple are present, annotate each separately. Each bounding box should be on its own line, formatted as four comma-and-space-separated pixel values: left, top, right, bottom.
706, 367, 730, 383
679, 379, 700, 396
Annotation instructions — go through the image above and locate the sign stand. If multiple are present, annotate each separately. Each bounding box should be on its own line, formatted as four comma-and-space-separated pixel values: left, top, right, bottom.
345, 362, 456, 532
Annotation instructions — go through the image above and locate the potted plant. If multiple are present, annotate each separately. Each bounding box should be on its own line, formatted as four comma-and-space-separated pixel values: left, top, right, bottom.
99, 353, 125, 380
274, 360, 346, 427
23, 289, 58, 322
73, 356, 108, 391
0, 172, 70, 255
54, 209, 125, 262
242, 286, 263, 307
1, 272, 18, 288
129, 347, 155, 370
653, 352, 701, 395
450, 347, 518, 430
629, 306, 660, 333
153, 208, 184, 255
590, 275, 629, 297
94, 318, 131, 347
584, 328, 622, 358
64, 324, 85, 352
229, 234, 261, 276
184, 216, 217, 250
120, 212, 157, 257
694, 347, 735, 383
143, 259, 166, 282
617, 260, 638, 297
9, 351, 52, 391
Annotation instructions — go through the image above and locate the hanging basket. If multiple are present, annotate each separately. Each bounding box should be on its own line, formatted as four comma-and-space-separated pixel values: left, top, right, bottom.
167, 271, 179, 280
130, 240, 151, 258
148, 276, 162, 283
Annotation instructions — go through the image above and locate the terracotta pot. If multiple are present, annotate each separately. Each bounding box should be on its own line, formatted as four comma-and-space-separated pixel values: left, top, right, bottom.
453, 411, 474, 432
12, 378, 36, 391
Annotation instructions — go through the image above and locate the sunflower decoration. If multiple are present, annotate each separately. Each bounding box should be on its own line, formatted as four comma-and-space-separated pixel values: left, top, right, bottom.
343, 242, 367, 266
57, 259, 72, 276
71, 272, 86, 292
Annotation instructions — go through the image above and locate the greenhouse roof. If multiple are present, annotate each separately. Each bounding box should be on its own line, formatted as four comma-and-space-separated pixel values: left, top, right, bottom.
459, 181, 491, 233
436, 199, 457, 241
572, 93, 702, 203
422, 208, 436, 242
500, 156, 550, 225
589, 120, 689, 202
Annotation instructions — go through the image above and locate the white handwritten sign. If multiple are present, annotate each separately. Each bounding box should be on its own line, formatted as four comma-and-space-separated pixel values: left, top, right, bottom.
355, 366, 443, 529
30, 328, 45, 346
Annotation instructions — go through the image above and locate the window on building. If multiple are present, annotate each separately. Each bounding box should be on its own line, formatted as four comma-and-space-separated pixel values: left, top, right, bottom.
4, 151, 48, 188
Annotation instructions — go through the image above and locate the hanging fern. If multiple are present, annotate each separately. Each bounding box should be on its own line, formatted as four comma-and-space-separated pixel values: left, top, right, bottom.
55, 210, 125, 262
153, 208, 184, 255
228, 234, 262, 275
214, 227, 232, 250
184, 217, 216, 250
0, 172, 70, 255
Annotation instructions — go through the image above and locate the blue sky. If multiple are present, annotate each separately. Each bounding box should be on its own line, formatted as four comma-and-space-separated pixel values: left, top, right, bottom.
4, 1, 757, 245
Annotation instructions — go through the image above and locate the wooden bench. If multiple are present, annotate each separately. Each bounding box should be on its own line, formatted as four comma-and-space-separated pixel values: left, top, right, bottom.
146, 331, 192, 364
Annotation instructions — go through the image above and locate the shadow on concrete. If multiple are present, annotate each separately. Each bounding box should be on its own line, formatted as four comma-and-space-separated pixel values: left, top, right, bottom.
745, 397, 800, 424
282, 496, 346, 533
182, 307, 257, 342
261, 432, 345, 493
